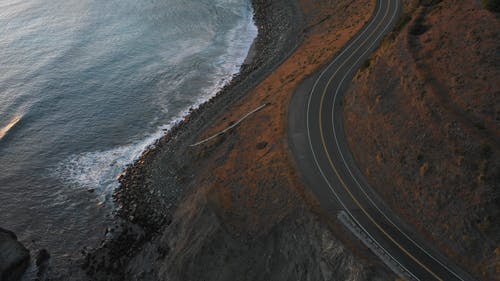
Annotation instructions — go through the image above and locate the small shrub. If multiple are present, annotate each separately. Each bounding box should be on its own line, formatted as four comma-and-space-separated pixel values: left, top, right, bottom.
410, 17, 430, 36
483, 0, 500, 12
256, 141, 268, 150
420, 0, 443, 6
394, 13, 412, 34
480, 143, 493, 159
417, 154, 424, 162
474, 122, 486, 130
360, 58, 371, 70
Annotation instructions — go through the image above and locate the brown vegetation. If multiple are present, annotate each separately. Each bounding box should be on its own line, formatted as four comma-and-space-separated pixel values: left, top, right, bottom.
344, 0, 499, 279
192, 0, 376, 237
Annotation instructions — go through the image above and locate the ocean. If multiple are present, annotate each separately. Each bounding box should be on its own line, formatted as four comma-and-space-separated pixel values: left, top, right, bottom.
0, 0, 256, 274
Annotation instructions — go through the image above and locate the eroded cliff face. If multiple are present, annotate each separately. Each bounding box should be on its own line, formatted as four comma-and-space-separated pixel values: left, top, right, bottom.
108, 192, 392, 281
344, 0, 499, 279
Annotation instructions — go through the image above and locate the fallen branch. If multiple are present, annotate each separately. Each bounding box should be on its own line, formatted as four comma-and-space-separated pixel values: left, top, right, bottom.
189, 103, 268, 147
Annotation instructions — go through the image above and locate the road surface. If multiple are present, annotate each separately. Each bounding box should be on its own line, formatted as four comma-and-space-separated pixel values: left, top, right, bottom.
288, 0, 475, 280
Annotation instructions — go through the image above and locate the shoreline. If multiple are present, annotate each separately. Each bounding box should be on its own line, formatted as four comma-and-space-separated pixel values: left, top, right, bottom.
110, 0, 303, 231
81, 0, 304, 279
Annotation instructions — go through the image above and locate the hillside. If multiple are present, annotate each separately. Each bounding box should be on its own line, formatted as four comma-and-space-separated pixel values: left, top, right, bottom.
343, 0, 499, 279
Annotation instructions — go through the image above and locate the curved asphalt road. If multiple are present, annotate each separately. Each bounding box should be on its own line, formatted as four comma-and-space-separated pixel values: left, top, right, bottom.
288, 0, 475, 280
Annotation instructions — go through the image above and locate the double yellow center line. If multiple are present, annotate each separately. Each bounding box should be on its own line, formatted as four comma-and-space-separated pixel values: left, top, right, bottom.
317, 0, 443, 280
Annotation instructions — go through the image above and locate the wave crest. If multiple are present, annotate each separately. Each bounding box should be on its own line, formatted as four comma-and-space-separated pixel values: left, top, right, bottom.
0, 115, 22, 140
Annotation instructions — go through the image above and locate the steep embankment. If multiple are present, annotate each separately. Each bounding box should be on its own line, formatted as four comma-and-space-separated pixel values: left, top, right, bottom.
83, 0, 399, 280
344, 0, 499, 279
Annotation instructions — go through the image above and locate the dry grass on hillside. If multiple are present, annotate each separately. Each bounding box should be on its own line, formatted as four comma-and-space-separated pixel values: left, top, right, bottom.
344, 0, 499, 279
190, 0, 375, 236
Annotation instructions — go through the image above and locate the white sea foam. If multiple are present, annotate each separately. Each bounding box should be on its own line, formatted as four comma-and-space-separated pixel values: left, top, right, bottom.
53, 2, 257, 203
52, 123, 169, 203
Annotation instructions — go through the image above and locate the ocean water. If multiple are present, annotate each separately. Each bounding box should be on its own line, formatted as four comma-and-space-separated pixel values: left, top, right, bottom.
0, 0, 257, 273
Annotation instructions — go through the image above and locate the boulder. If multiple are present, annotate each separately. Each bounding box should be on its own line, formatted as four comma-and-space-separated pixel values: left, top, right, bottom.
0, 227, 30, 281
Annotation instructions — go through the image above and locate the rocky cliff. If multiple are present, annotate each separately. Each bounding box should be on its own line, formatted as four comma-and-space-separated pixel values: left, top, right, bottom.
0, 227, 30, 281
87, 190, 393, 281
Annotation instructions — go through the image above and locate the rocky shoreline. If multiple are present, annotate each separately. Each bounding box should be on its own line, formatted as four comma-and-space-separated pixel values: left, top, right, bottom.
111, 0, 302, 229
109, 0, 303, 233
79, 0, 305, 280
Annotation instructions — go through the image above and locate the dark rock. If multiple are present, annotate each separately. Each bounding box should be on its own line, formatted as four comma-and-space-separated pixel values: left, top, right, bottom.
35, 249, 50, 267
35, 248, 50, 280
0, 227, 30, 281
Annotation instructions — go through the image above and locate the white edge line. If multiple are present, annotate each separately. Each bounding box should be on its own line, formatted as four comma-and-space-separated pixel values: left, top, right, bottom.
328, 0, 467, 280
305, 1, 419, 280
